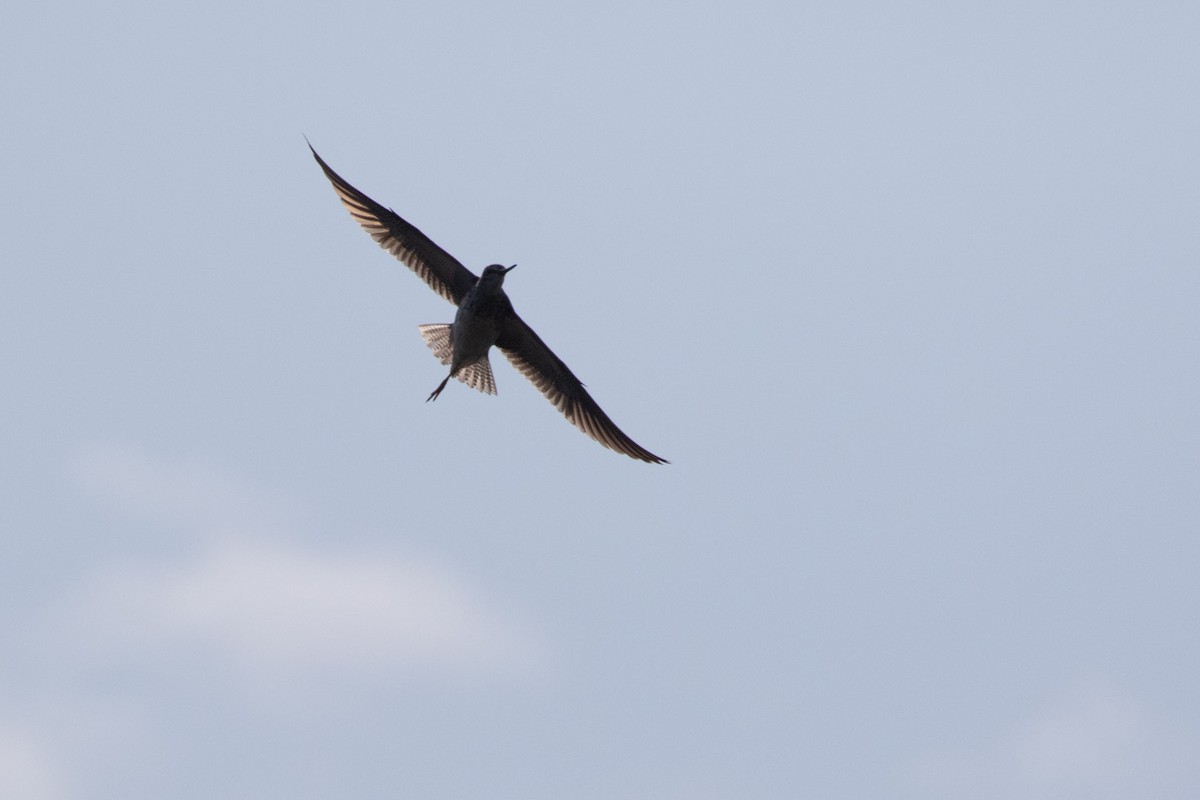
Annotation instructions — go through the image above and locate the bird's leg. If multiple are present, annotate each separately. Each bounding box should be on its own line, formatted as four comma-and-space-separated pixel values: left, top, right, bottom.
426, 372, 453, 402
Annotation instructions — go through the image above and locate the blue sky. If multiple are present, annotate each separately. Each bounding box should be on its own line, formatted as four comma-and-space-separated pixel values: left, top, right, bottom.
3, 2, 1199, 798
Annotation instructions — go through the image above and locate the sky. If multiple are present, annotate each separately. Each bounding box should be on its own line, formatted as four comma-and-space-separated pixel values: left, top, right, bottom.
2, 1, 1199, 798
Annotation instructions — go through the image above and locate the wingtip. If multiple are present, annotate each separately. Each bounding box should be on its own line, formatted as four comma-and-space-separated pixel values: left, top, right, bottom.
306, 138, 341, 178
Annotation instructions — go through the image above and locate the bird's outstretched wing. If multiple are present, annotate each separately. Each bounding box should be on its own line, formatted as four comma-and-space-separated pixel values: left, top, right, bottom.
309, 143, 478, 305
497, 315, 667, 464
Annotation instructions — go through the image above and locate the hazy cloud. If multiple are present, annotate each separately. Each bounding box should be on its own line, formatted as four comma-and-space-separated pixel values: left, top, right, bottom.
0, 727, 58, 800
0, 442, 549, 800
60, 541, 546, 681
56, 441, 548, 683
0, 443, 550, 798
72, 442, 299, 537
911, 677, 1200, 800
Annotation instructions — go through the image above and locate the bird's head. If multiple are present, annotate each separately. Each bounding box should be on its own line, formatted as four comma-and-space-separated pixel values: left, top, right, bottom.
480, 263, 516, 286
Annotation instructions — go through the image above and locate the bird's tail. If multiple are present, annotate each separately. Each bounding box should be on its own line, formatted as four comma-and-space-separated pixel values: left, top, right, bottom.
417, 324, 453, 365
417, 324, 497, 396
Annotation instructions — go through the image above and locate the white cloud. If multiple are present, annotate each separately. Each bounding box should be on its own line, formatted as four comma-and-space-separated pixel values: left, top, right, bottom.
57, 441, 547, 684
910, 676, 1200, 800
0, 442, 549, 799
61, 541, 545, 681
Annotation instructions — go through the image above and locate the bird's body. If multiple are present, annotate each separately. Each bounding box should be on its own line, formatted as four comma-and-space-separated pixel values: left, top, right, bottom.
309, 143, 666, 464
425, 264, 514, 402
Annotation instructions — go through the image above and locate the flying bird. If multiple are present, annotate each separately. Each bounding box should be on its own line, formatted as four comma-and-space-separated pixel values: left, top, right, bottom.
309, 144, 667, 464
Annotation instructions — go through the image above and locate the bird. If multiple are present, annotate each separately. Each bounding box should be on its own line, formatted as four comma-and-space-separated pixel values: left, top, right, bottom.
309, 143, 667, 464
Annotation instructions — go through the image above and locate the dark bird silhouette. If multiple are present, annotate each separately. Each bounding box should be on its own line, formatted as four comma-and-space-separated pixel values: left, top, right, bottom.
309, 144, 666, 464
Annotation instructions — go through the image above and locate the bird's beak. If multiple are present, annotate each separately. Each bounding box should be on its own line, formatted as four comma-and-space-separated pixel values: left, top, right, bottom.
504, 264, 517, 273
